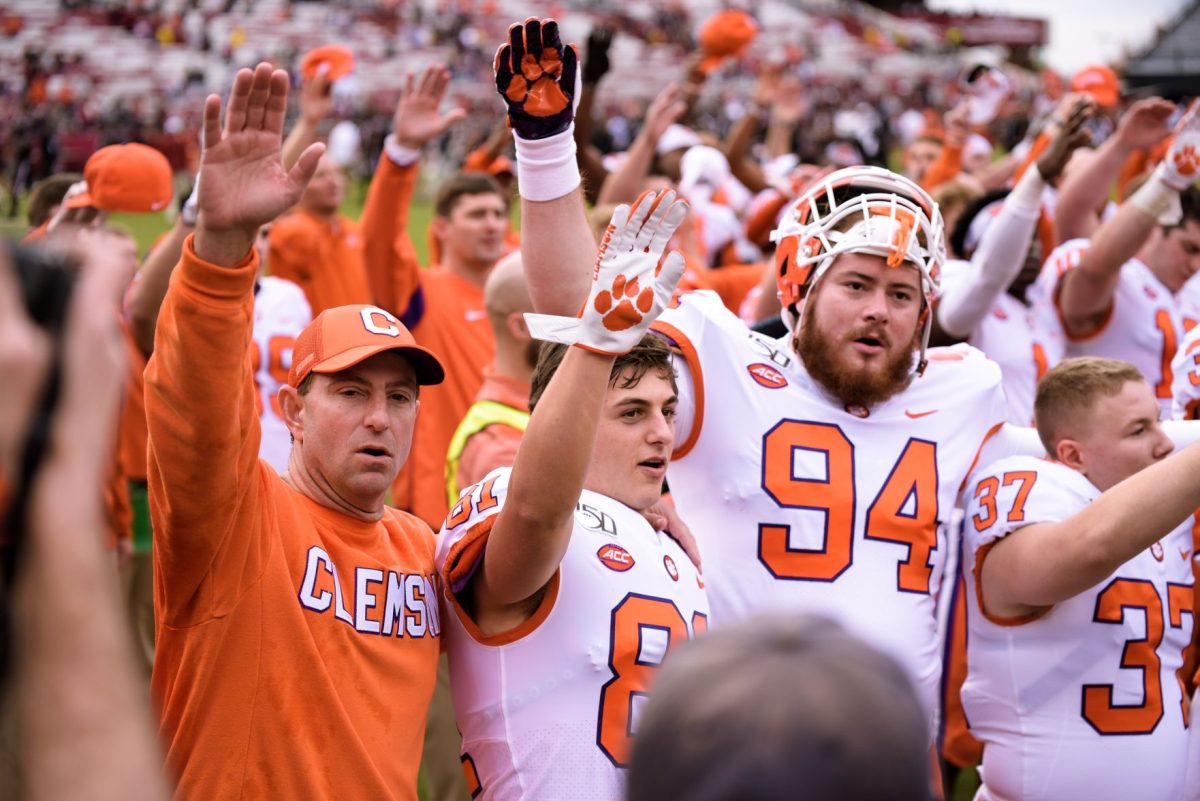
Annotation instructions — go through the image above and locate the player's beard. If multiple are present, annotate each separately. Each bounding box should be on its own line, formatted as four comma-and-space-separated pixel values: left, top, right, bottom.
797, 306, 915, 410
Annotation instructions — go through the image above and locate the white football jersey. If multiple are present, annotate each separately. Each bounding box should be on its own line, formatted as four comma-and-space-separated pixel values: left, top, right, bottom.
252, 276, 311, 473
652, 290, 1010, 720
962, 456, 1194, 801
940, 259, 1063, 424
1172, 323, 1200, 420
1036, 238, 1200, 414
436, 468, 708, 801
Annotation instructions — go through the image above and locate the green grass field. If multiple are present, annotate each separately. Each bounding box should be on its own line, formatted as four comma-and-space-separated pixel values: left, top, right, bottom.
0, 177, 439, 266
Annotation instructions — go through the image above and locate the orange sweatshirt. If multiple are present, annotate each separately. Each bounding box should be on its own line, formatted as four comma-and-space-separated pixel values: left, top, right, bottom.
268, 210, 372, 315
362, 157, 496, 528
145, 237, 440, 801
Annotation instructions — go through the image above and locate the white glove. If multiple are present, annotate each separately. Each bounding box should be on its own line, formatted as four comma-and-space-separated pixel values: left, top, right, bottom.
1157, 100, 1200, 191
524, 189, 689, 356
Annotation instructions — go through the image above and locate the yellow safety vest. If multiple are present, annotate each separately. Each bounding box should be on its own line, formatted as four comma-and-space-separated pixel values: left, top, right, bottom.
444, 399, 530, 508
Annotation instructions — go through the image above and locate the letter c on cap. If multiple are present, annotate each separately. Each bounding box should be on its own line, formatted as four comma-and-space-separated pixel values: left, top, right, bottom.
360, 306, 401, 337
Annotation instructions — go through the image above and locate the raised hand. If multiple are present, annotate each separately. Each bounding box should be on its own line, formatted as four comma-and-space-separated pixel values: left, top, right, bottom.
393, 64, 467, 150
196, 63, 324, 264
582, 25, 613, 87
494, 17, 580, 140
1037, 95, 1093, 182
1114, 97, 1177, 152
642, 82, 687, 144
298, 67, 334, 127
1158, 100, 1200, 190
523, 189, 690, 355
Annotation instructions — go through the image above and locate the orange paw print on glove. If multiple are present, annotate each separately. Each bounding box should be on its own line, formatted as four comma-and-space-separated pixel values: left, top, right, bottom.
594, 274, 654, 331
504, 51, 568, 116
1174, 143, 1200, 178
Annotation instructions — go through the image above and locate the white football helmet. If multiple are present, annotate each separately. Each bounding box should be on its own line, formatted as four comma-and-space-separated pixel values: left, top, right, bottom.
769, 165, 945, 374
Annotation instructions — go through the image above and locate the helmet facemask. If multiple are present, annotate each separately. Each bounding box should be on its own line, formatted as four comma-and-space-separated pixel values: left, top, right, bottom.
770, 166, 945, 375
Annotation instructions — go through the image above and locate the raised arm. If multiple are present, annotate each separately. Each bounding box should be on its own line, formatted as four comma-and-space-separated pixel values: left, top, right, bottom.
281, 68, 332, 171
597, 82, 686, 206
573, 25, 614, 204
920, 103, 968, 192
125, 186, 196, 355
474, 192, 688, 610
361, 64, 464, 315
145, 64, 322, 612
1054, 97, 1175, 243
11, 234, 169, 801
1058, 103, 1198, 336
496, 17, 594, 314
935, 99, 1091, 342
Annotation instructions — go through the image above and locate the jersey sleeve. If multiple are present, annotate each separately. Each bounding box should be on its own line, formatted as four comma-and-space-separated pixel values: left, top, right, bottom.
652, 290, 746, 459
436, 467, 512, 593
1171, 327, 1200, 420
360, 154, 423, 318
963, 458, 1081, 558
144, 236, 269, 622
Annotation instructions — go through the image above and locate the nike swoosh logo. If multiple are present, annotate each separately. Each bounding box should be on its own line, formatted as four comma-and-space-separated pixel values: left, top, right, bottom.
465, 309, 487, 322
905, 409, 938, 419
1182, 547, 1193, 561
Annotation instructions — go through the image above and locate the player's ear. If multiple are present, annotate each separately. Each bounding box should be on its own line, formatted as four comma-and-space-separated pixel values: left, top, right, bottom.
431, 214, 448, 244
278, 384, 305, 442
507, 310, 530, 341
1055, 437, 1084, 473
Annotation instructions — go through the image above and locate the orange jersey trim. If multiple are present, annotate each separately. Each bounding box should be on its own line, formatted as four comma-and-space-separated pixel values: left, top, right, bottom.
959, 421, 1005, 494
442, 513, 562, 646
972, 540, 1051, 627
650, 320, 705, 460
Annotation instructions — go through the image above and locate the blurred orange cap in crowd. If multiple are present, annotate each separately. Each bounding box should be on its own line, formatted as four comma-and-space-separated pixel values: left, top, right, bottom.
1070, 64, 1119, 109
698, 10, 758, 74
301, 44, 356, 81
66, 143, 173, 213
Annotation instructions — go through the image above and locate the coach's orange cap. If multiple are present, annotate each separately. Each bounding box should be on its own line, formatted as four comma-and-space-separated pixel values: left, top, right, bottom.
698, 10, 758, 74
1070, 64, 1119, 109
301, 45, 355, 81
289, 304, 445, 388
66, 143, 173, 213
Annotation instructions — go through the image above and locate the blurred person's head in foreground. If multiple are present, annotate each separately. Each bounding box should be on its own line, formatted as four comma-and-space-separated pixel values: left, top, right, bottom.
26, 173, 82, 228
627, 614, 931, 801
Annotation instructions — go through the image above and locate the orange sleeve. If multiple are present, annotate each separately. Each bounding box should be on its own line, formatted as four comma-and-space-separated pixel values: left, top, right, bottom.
921, 141, 963, 192
267, 216, 315, 290
461, 147, 492, 173
361, 155, 423, 318
1013, 131, 1051, 184
144, 235, 267, 622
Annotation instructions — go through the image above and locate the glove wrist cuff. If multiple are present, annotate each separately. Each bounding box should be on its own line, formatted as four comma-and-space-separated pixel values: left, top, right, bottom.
1131, 169, 1183, 224
515, 127, 581, 202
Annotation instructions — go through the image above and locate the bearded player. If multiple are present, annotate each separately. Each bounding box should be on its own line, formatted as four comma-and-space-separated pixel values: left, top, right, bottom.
490, 18, 1045, 732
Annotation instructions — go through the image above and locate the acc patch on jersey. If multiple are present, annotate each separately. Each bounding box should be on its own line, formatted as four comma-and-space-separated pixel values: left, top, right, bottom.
663, 554, 679, 581
598, 544, 635, 572
747, 362, 787, 388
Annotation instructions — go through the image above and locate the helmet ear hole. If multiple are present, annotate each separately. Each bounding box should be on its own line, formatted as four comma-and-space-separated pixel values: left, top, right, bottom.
775, 237, 812, 308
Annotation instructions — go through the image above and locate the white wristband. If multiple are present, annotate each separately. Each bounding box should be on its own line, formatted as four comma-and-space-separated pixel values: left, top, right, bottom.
384, 134, 421, 167
1130, 170, 1182, 226
1009, 163, 1047, 214
514, 126, 581, 202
